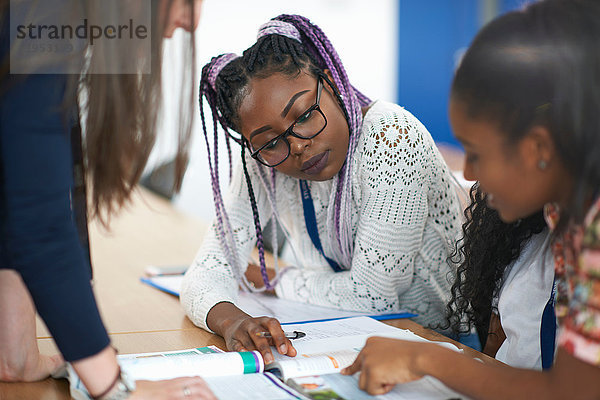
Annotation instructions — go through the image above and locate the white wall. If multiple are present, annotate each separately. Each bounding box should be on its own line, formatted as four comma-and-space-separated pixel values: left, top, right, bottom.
154, 0, 398, 223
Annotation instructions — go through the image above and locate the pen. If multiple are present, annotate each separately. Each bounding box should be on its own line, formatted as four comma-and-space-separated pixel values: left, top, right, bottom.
256, 330, 306, 340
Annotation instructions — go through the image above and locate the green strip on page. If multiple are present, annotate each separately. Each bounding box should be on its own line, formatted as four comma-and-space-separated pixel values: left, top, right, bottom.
163, 351, 198, 357
239, 351, 259, 374
195, 347, 220, 354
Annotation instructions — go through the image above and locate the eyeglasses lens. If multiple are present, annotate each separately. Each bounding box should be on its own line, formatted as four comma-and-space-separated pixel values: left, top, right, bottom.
254, 109, 326, 166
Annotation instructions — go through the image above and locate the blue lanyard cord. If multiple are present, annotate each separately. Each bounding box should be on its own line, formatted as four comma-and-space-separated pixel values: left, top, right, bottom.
540, 278, 557, 370
299, 180, 344, 273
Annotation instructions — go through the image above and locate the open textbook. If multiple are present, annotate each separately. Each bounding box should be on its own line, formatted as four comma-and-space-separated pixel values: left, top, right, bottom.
64, 317, 467, 399
141, 275, 416, 324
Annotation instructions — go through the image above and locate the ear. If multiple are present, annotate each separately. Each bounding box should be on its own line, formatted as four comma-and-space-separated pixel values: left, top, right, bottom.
519, 125, 556, 171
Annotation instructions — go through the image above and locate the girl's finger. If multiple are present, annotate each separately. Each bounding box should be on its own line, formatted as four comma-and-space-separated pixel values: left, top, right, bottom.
381, 383, 395, 394
229, 337, 250, 353
248, 325, 275, 364
365, 374, 386, 396
358, 367, 369, 391
263, 318, 296, 356
341, 355, 362, 375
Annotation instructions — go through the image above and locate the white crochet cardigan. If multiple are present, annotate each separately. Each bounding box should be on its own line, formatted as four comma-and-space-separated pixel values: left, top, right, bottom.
181, 100, 462, 330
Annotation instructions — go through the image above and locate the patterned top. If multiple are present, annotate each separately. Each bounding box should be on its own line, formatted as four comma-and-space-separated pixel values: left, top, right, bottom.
545, 196, 600, 366
181, 101, 462, 331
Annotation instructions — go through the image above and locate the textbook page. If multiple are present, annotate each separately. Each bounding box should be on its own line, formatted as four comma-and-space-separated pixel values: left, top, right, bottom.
267, 317, 461, 380
118, 348, 310, 399
275, 317, 459, 359
268, 349, 361, 380
204, 372, 309, 400
141, 275, 415, 323
64, 347, 276, 400
118, 347, 264, 381
288, 374, 468, 400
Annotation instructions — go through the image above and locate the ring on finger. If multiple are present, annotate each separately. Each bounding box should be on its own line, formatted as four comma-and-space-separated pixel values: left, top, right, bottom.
183, 386, 192, 397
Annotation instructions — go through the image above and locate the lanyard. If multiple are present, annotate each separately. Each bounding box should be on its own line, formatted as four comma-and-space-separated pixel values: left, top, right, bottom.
299, 180, 343, 273
540, 277, 557, 370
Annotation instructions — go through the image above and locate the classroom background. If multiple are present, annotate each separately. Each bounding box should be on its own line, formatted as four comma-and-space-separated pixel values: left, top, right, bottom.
147, 0, 532, 224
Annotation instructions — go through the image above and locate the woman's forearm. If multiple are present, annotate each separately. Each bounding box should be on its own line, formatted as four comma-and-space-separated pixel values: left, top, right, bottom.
206, 301, 250, 336
0, 270, 120, 395
418, 345, 547, 399
419, 346, 598, 400
71, 346, 121, 398
0, 270, 62, 382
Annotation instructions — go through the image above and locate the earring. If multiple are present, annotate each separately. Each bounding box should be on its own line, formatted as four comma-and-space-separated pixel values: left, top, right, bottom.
538, 159, 548, 170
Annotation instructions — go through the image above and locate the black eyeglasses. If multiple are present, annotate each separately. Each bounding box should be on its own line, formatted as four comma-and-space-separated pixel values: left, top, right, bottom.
249, 77, 327, 167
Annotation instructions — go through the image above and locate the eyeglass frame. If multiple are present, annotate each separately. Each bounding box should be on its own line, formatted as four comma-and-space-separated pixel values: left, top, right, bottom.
248, 76, 328, 168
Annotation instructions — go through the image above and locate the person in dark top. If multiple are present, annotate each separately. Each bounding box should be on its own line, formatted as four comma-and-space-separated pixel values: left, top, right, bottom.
0, 1, 215, 398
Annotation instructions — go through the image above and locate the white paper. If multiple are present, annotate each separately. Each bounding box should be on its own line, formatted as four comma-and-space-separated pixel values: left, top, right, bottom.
142, 275, 411, 323
268, 317, 462, 381
271, 349, 359, 379
291, 373, 468, 400
204, 372, 308, 400
275, 317, 460, 357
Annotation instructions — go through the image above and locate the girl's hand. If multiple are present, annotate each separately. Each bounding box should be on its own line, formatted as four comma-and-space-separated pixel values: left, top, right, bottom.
207, 302, 296, 364
341, 337, 429, 395
222, 314, 297, 364
131, 377, 216, 399
245, 263, 275, 294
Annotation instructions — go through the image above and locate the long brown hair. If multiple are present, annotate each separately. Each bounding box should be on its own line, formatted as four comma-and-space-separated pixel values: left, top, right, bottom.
1, 0, 196, 221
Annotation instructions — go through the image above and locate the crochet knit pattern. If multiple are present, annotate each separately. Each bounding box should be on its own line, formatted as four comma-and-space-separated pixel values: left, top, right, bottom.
181, 101, 462, 330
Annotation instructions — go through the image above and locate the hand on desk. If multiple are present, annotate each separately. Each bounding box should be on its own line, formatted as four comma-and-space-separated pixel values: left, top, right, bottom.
245, 263, 276, 294
133, 377, 216, 399
0, 351, 63, 382
207, 302, 297, 364
0, 269, 64, 382
342, 337, 429, 395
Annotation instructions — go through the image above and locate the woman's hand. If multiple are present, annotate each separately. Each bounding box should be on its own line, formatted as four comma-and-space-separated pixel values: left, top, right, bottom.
245, 263, 275, 294
0, 351, 64, 382
341, 337, 431, 395
131, 377, 216, 400
207, 302, 296, 364
0, 270, 65, 382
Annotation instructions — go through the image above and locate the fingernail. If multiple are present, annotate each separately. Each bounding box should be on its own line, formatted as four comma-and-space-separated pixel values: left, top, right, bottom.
265, 353, 274, 364
279, 344, 287, 354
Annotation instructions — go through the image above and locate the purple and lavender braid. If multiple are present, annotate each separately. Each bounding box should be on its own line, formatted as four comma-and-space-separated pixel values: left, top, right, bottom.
198, 15, 370, 290
273, 14, 370, 267
199, 53, 279, 291
199, 54, 248, 287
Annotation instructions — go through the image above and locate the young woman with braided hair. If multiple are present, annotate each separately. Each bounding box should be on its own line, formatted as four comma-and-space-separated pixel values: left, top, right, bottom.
181, 14, 462, 364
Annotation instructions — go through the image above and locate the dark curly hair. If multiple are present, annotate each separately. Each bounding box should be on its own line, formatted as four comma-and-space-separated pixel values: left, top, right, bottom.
445, 183, 546, 347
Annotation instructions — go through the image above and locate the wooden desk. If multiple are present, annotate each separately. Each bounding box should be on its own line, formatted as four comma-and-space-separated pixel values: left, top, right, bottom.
1, 187, 494, 399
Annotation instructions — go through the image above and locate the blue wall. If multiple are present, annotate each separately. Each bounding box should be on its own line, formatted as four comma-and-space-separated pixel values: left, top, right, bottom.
397, 0, 534, 147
